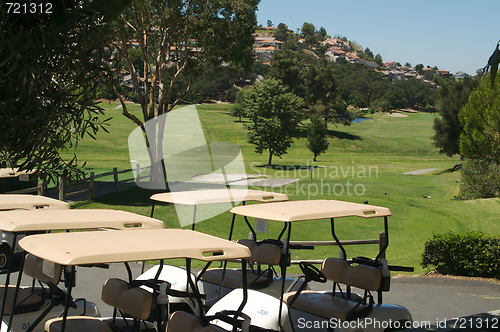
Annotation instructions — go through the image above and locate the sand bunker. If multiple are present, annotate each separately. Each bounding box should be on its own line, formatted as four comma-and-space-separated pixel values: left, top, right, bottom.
384, 112, 408, 117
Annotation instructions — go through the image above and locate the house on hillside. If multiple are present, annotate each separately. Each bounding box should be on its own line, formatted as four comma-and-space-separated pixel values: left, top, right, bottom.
325, 47, 346, 63
254, 46, 278, 64
436, 69, 449, 78
253, 37, 283, 50
344, 52, 377, 68
321, 37, 353, 51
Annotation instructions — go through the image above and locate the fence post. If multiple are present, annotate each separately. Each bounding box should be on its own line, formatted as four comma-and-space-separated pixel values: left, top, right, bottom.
37, 182, 44, 196
379, 232, 387, 259
113, 167, 119, 193
58, 177, 65, 201
89, 172, 95, 200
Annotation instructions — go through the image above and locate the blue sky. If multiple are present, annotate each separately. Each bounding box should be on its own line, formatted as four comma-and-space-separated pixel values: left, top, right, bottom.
256, 0, 500, 75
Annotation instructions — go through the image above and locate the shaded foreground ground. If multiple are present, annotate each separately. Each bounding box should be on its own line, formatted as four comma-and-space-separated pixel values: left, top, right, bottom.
2, 262, 497, 330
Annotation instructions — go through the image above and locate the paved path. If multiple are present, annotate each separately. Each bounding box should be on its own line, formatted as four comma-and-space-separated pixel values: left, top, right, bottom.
2, 264, 500, 330
404, 168, 441, 175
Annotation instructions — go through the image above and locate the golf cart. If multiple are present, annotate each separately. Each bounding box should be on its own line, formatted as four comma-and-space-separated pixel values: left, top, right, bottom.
206, 199, 413, 332
147, 189, 308, 308
0, 208, 166, 332
0, 195, 70, 270
18, 228, 254, 332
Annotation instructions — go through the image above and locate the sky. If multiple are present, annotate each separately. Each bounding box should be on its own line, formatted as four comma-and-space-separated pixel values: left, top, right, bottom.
256, 0, 500, 75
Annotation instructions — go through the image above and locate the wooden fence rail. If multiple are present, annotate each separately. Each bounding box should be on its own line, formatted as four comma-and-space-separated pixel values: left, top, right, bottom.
59, 165, 150, 201
6, 182, 44, 196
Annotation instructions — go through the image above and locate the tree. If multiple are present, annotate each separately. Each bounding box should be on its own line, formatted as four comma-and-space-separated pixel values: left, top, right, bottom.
394, 78, 435, 109
317, 26, 328, 41
382, 89, 407, 110
459, 73, 500, 163
231, 89, 248, 122
302, 59, 350, 127
267, 19, 273, 27
432, 76, 479, 157
300, 22, 316, 45
269, 49, 304, 96
416, 64, 424, 74
0, 0, 128, 183
274, 23, 289, 42
107, 0, 258, 182
244, 78, 304, 166
306, 116, 329, 161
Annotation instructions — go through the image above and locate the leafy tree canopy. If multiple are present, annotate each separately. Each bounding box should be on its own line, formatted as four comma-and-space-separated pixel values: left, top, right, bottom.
244, 78, 305, 165
459, 73, 500, 163
107, 0, 259, 183
0, 0, 128, 182
432, 76, 479, 157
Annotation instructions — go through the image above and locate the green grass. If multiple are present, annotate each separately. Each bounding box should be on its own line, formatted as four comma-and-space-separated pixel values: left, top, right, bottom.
65, 103, 500, 275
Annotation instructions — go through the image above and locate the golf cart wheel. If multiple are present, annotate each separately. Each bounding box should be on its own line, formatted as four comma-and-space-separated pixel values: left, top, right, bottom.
0, 245, 10, 270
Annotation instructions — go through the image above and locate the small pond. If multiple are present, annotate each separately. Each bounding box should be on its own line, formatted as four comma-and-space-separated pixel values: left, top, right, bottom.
351, 117, 373, 123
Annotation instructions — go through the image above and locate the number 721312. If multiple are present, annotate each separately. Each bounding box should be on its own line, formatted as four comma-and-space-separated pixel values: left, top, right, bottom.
6, 2, 53, 14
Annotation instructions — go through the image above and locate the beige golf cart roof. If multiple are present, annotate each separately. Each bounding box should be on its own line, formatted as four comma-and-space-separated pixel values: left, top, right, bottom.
150, 189, 288, 205
19, 229, 251, 265
230, 199, 391, 222
0, 168, 35, 178
0, 194, 70, 211
0, 209, 165, 232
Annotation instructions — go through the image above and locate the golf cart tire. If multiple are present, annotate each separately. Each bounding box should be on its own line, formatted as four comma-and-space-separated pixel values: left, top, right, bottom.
0, 245, 11, 270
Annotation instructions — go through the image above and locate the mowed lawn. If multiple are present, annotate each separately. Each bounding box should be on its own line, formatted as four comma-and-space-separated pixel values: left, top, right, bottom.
64, 103, 500, 275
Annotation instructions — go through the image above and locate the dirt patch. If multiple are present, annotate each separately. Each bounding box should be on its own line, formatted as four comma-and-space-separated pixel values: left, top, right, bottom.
424, 269, 500, 284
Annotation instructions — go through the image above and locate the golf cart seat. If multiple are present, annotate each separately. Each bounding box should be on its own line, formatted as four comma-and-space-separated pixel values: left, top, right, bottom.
45, 278, 153, 332
166, 311, 230, 332
0, 254, 62, 315
283, 258, 381, 321
198, 239, 281, 289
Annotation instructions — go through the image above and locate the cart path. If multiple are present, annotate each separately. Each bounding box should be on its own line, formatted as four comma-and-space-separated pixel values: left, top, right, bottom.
404, 168, 441, 175
4, 264, 499, 324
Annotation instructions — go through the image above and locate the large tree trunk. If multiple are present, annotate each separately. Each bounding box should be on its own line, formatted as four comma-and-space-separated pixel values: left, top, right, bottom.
268, 149, 273, 166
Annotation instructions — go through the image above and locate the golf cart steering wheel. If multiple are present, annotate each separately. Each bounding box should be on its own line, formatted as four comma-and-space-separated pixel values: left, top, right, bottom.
47, 282, 77, 308
299, 262, 327, 283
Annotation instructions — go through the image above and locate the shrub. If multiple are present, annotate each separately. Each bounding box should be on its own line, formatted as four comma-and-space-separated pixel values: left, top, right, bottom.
421, 231, 500, 278
457, 158, 500, 200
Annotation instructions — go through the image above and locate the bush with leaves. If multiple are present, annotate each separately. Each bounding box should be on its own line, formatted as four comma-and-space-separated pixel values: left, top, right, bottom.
456, 158, 500, 200
421, 231, 500, 278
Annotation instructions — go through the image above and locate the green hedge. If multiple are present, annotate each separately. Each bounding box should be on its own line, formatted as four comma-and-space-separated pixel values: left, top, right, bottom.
421, 231, 500, 278
457, 158, 500, 200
